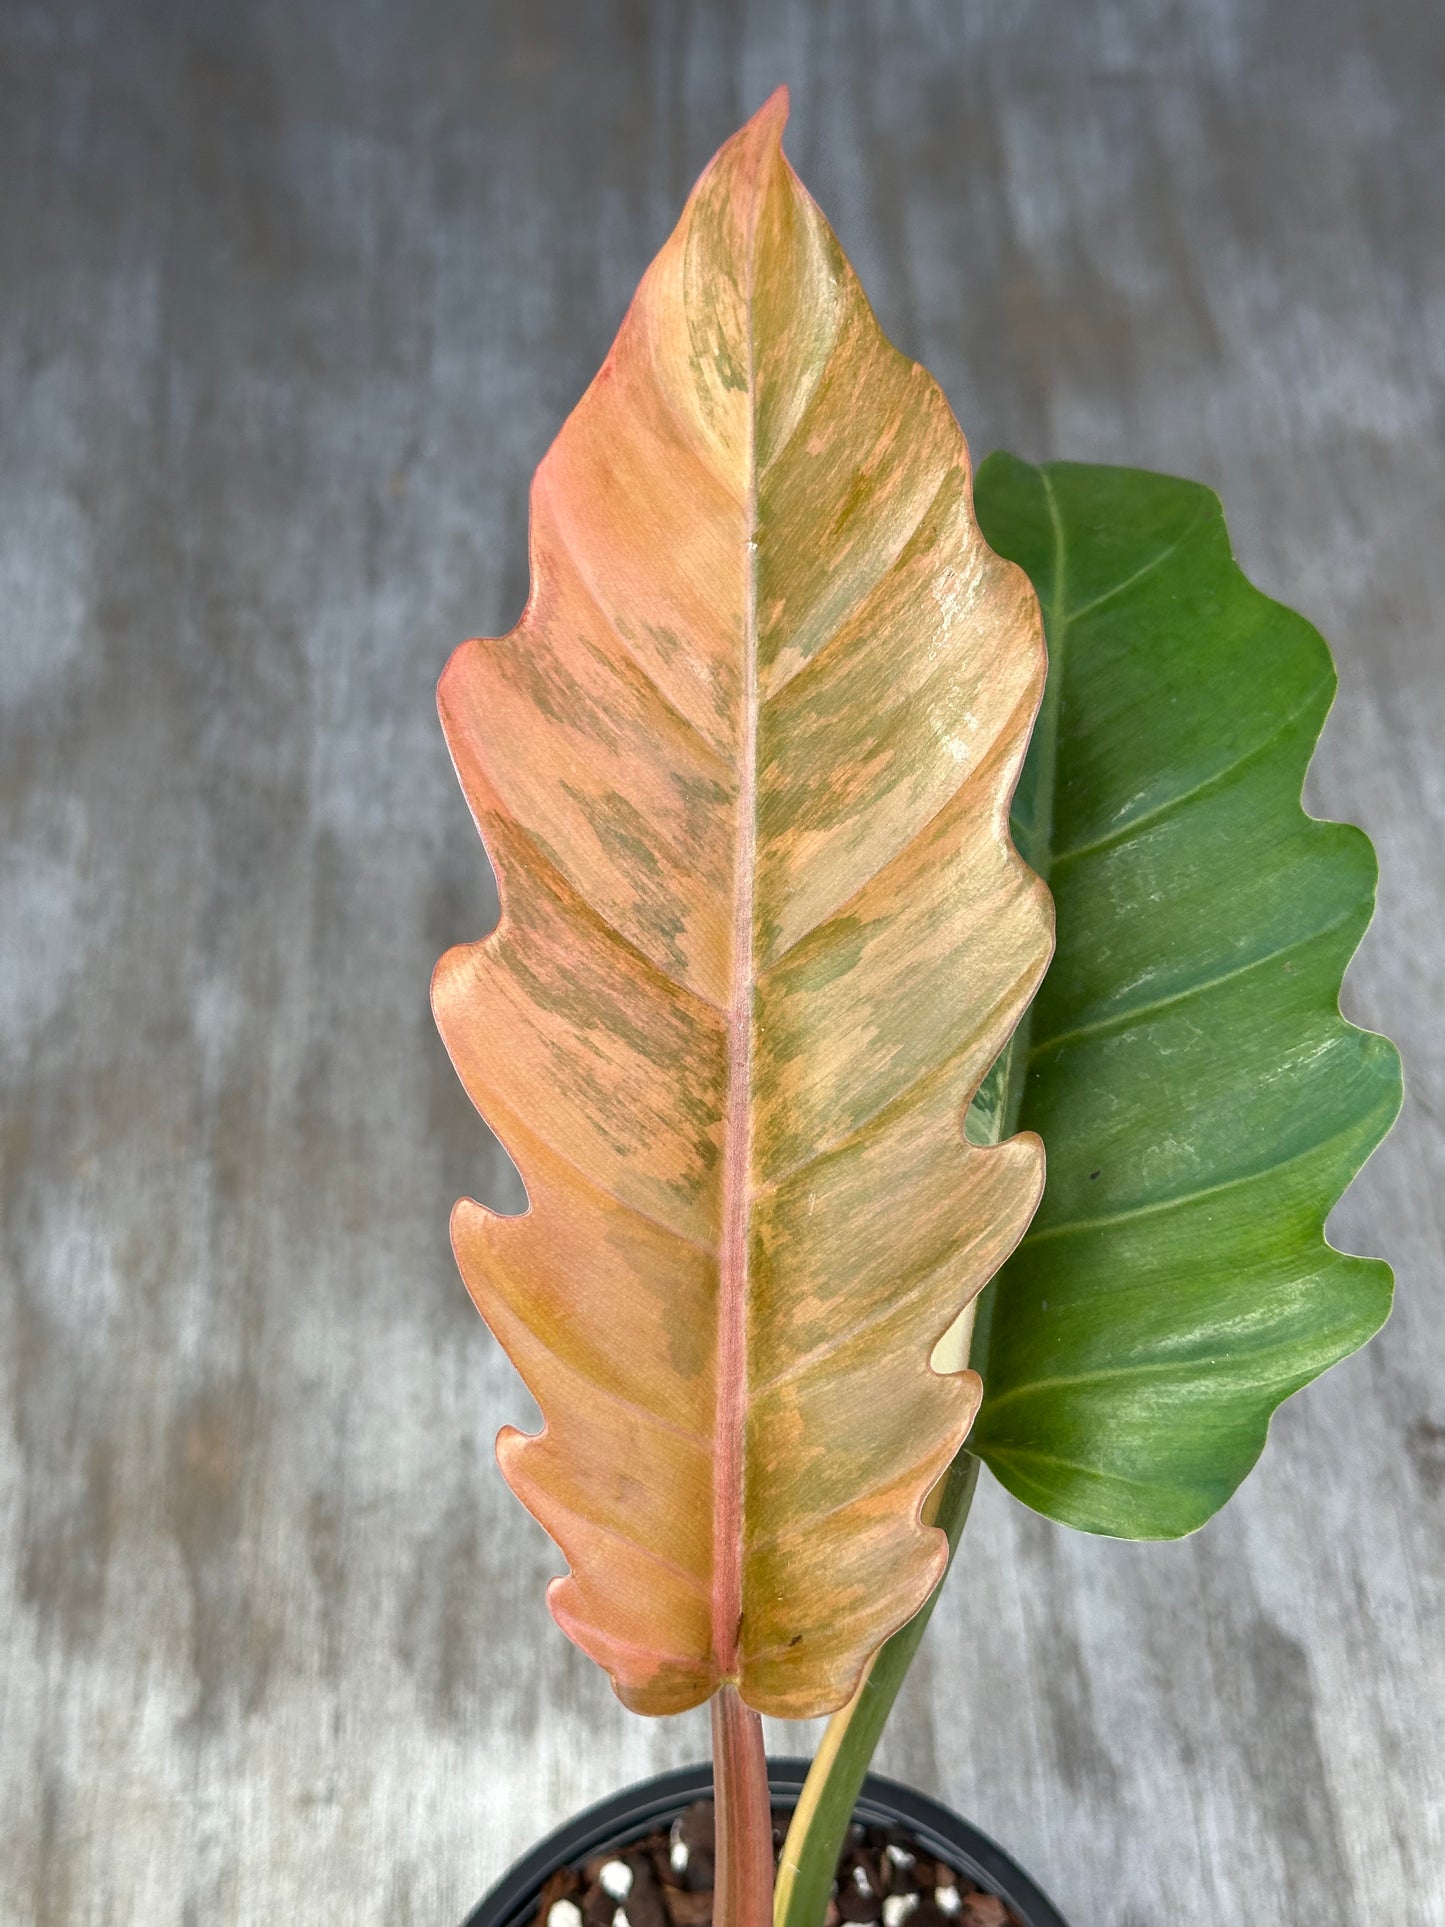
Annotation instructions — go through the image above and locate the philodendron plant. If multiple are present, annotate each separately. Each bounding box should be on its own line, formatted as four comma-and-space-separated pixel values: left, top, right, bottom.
433, 91, 1400, 1927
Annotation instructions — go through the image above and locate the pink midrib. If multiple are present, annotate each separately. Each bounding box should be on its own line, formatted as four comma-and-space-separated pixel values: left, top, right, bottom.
714, 627, 756, 1676
712, 221, 763, 1687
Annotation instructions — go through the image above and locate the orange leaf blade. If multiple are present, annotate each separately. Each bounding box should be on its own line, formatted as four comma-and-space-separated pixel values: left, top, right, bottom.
433, 90, 1052, 1718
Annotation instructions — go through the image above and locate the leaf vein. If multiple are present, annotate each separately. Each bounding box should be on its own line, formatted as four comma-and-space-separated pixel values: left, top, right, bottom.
761, 679, 1036, 971
1026, 908, 1364, 1058
1017, 1115, 1392, 1250
469, 1098, 717, 1259
512, 1336, 713, 1452
480, 794, 728, 1017
750, 1235, 990, 1398
980, 1445, 1169, 1494
533, 1493, 712, 1593
540, 496, 735, 767
1060, 508, 1213, 625
761, 463, 957, 707
1049, 678, 1334, 868
757, 953, 1043, 1196
746, 1449, 945, 1559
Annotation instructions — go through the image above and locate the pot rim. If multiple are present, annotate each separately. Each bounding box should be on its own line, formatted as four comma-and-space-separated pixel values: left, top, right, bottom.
461, 1757, 1068, 1927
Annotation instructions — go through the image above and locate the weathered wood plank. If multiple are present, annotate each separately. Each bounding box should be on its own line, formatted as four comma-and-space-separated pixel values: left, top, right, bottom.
1, 3, 1440, 1922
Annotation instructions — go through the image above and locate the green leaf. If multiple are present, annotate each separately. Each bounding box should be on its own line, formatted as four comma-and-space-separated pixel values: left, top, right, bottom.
966, 456, 1402, 1538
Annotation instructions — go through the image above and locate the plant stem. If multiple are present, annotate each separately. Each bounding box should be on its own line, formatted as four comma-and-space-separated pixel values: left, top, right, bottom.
773, 1453, 981, 1927
712, 1684, 774, 1927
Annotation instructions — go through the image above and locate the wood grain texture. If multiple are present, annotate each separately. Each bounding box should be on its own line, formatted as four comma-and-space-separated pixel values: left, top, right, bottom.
0, 2, 1439, 1923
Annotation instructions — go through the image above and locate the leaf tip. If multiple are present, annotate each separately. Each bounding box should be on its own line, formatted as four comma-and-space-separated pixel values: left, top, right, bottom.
721, 87, 790, 180
755, 83, 791, 131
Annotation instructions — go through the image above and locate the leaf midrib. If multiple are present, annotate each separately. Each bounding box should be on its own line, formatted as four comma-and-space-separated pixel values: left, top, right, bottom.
712, 176, 765, 1685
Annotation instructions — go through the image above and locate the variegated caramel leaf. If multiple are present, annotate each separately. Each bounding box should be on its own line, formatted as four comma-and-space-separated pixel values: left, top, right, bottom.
432, 90, 1051, 1719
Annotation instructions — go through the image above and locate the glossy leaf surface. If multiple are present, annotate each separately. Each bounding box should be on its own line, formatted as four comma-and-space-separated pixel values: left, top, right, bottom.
433, 97, 1052, 1716
967, 457, 1401, 1537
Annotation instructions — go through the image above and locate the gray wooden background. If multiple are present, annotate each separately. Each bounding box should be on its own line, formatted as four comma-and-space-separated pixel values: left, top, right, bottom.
2, 2, 1441, 1923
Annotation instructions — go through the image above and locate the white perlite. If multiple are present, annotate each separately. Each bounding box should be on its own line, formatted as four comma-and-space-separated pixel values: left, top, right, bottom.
669, 1821, 689, 1877
547, 1904, 584, 1927
883, 1895, 919, 1927
600, 1863, 634, 1901
934, 1888, 961, 1917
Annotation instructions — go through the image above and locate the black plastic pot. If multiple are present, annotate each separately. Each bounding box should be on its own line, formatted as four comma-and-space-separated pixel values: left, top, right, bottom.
462, 1758, 1068, 1927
